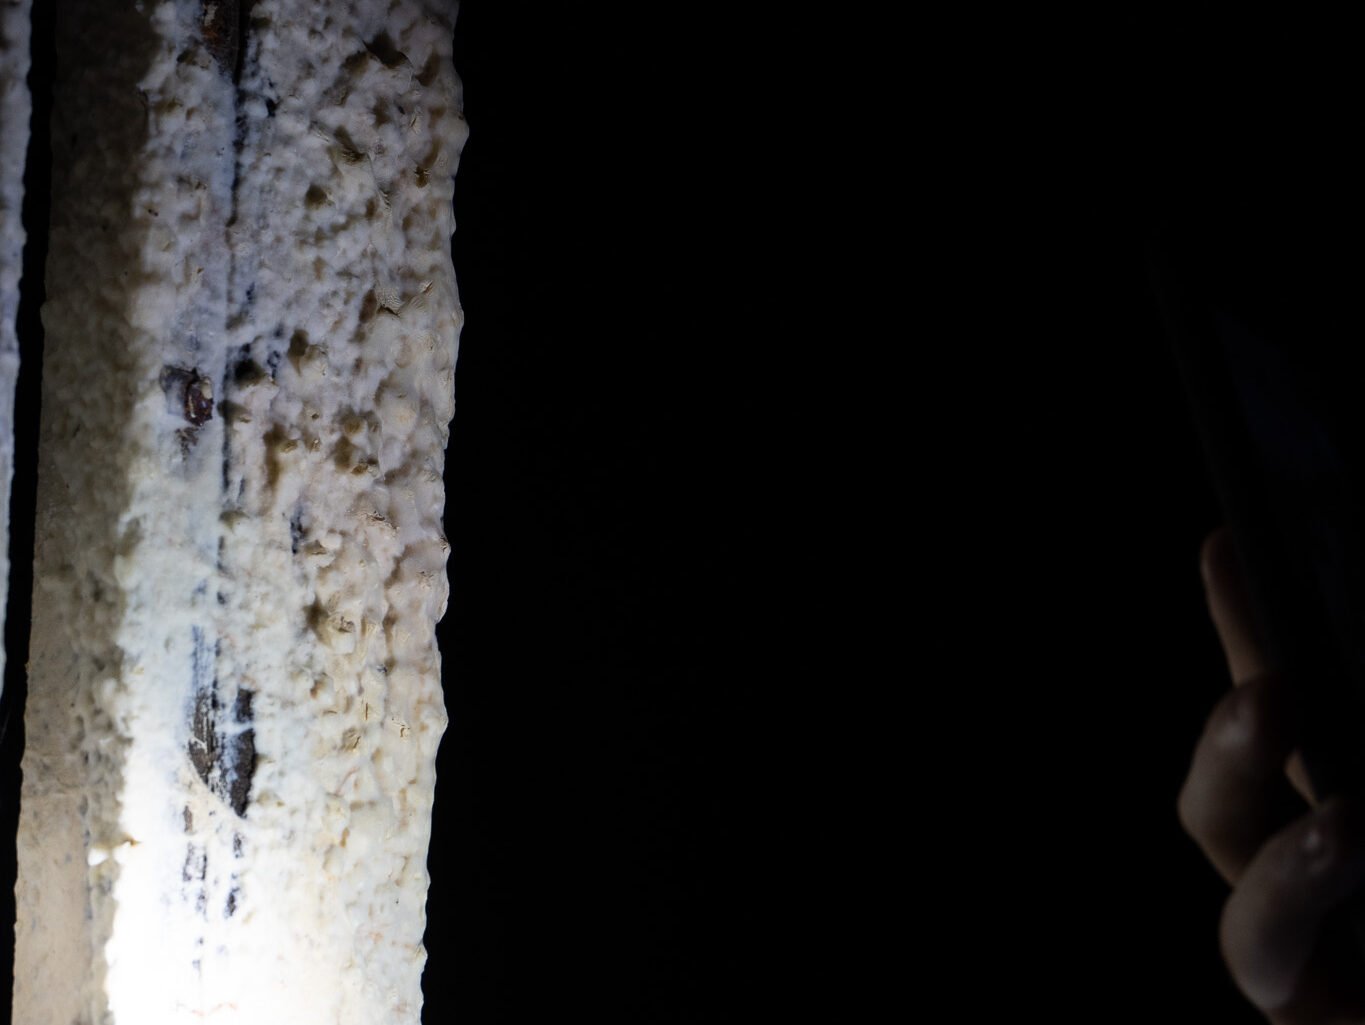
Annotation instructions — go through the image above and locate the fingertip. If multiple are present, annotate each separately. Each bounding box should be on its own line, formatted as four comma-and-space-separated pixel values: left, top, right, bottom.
1201, 526, 1229, 588
1198, 526, 1274, 684
1221, 799, 1365, 1011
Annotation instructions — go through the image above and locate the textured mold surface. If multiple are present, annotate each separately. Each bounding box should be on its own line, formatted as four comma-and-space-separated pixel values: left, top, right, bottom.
14, 3, 465, 1022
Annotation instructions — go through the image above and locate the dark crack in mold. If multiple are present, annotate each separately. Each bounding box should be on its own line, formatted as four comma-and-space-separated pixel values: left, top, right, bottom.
200, 0, 239, 75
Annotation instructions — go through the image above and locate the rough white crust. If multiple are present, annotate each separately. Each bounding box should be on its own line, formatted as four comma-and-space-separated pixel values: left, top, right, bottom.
14, 2, 465, 1022
0, 0, 30, 692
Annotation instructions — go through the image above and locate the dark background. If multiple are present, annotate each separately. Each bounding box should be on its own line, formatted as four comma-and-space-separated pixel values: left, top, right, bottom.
427, 4, 784, 1021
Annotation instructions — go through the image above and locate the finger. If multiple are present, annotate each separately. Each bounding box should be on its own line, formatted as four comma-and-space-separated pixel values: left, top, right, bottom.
1203, 527, 1273, 686
1221, 797, 1365, 1017
1201, 529, 1318, 802
1180, 671, 1307, 883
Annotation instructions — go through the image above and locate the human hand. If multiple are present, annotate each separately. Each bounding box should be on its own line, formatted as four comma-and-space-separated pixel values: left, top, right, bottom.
1180, 527, 1365, 1022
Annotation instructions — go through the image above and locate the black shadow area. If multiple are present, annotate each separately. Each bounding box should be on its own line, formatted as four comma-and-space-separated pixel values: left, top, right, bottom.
0, 1, 53, 1019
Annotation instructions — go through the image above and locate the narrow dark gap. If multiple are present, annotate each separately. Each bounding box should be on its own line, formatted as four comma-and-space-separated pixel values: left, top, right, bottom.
0, 0, 54, 1016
